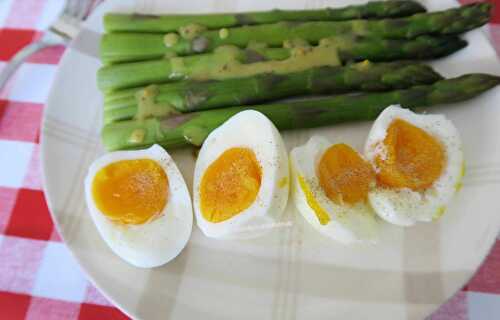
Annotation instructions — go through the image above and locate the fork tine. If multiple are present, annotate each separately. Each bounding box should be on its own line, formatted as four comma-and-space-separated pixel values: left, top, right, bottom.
51, 0, 96, 39
63, 0, 79, 17
63, 0, 93, 20
75, 0, 94, 20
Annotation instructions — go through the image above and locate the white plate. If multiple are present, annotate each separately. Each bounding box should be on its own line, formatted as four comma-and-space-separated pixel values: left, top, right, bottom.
41, 0, 500, 319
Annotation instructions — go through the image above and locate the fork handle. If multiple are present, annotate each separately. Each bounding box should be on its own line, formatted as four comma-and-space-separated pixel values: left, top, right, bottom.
0, 41, 55, 90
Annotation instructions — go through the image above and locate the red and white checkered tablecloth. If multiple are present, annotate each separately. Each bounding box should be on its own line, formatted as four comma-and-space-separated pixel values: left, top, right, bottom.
0, 0, 500, 319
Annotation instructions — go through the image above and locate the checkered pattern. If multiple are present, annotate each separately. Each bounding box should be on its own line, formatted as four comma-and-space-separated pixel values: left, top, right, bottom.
0, 0, 128, 319
0, 0, 499, 319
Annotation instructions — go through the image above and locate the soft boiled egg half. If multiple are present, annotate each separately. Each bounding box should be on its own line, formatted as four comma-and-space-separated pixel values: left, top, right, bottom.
84, 144, 192, 268
365, 105, 464, 226
193, 110, 289, 239
290, 136, 379, 244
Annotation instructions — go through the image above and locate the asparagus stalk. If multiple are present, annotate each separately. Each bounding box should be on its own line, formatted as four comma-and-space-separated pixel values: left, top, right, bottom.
103, 61, 443, 124
101, 74, 500, 151
100, 3, 489, 63
98, 35, 466, 92
103, 1, 426, 33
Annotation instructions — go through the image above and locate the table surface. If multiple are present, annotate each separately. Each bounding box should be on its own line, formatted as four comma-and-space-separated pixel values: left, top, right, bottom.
1, 0, 500, 319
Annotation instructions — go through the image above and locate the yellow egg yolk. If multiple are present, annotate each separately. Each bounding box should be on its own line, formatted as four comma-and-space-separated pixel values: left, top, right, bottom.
375, 118, 445, 191
200, 147, 262, 223
91, 159, 168, 225
317, 143, 375, 205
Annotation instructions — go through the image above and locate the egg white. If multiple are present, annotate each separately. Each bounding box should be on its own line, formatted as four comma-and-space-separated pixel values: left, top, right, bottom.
193, 110, 289, 239
84, 144, 193, 268
290, 136, 379, 244
365, 105, 464, 226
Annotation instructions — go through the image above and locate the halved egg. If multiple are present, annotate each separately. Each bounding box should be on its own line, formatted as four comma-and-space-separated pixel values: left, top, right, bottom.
290, 136, 379, 244
84, 144, 192, 268
193, 110, 289, 239
365, 105, 464, 226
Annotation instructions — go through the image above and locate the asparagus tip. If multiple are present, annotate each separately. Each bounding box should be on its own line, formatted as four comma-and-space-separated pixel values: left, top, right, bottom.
445, 36, 468, 52
465, 2, 493, 23
403, 1, 427, 14
457, 73, 500, 93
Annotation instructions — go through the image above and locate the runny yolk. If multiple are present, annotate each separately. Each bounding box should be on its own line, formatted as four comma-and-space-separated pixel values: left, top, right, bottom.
375, 119, 445, 191
200, 147, 262, 223
91, 159, 168, 225
317, 143, 375, 205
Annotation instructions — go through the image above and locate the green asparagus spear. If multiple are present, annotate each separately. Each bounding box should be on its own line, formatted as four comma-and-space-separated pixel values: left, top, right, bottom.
103, 61, 443, 124
101, 74, 500, 151
98, 35, 466, 92
100, 3, 489, 63
103, 1, 426, 33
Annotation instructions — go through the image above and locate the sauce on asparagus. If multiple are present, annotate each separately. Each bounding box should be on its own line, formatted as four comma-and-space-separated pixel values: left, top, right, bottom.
178, 23, 207, 40
163, 33, 179, 47
219, 28, 229, 39
128, 129, 146, 143
135, 85, 178, 121
168, 41, 340, 81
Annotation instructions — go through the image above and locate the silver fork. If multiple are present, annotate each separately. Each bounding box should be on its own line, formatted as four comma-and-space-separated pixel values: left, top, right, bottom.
0, 0, 97, 90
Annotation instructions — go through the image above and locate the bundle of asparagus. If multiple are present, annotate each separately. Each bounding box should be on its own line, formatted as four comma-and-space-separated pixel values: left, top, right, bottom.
98, 1, 499, 151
